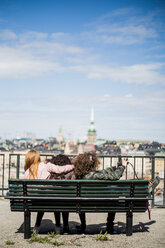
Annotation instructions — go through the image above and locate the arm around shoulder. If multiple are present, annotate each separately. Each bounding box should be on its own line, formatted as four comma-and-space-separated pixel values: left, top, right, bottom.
46, 162, 74, 174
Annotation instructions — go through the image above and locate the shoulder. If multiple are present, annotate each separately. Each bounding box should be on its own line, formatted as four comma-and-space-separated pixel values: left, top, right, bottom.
37, 162, 47, 172
39, 161, 46, 168
24, 169, 29, 179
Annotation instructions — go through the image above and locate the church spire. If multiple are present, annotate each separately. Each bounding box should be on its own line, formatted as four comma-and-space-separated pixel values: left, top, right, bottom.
91, 106, 94, 123
87, 107, 97, 144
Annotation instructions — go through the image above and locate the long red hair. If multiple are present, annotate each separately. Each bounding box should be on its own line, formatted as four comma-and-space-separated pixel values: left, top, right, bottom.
24, 150, 41, 179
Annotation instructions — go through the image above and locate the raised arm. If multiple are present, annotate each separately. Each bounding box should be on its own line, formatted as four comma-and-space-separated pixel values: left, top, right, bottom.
84, 166, 125, 180
84, 158, 128, 180
46, 162, 74, 174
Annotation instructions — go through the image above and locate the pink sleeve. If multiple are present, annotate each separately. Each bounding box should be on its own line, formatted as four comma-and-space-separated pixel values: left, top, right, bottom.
46, 162, 74, 174
24, 170, 29, 179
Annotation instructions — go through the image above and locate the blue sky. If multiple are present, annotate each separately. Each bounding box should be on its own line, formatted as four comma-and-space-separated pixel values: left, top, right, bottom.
0, 0, 165, 142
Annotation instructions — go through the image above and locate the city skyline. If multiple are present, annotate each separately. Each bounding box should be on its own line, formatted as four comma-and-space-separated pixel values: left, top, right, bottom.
0, 0, 165, 142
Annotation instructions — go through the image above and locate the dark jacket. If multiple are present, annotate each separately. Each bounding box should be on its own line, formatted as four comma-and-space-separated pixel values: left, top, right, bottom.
50, 171, 74, 179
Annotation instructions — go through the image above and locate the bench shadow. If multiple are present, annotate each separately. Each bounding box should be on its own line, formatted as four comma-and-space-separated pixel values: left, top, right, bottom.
16, 223, 24, 233
37, 220, 106, 235
115, 220, 156, 234
133, 220, 156, 233
16, 219, 156, 235
39, 219, 56, 234
15, 219, 55, 234
69, 220, 156, 235
69, 221, 106, 235
15, 220, 105, 235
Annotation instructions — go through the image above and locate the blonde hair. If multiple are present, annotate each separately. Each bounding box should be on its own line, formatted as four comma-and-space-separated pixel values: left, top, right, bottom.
24, 150, 41, 179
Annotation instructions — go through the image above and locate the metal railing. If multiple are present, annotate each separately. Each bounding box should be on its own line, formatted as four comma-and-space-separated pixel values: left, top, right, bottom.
0, 153, 165, 208
0, 154, 5, 196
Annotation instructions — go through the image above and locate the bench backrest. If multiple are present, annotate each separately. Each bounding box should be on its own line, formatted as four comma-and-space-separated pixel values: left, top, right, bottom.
7, 179, 150, 213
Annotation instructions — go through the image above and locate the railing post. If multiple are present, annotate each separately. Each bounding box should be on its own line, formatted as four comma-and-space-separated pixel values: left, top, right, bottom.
163, 158, 165, 207
134, 157, 136, 179
9, 154, 11, 179
16, 155, 20, 179
142, 157, 144, 179
103, 156, 105, 169
2, 154, 5, 197
151, 156, 155, 208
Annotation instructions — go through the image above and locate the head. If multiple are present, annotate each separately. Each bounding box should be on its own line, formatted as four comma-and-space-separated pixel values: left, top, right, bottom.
24, 150, 41, 179
73, 152, 100, 178
50, 154, 71, 166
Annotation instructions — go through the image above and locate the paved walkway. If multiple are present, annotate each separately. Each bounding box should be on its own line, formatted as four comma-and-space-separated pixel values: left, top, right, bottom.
0, 199, 165, 248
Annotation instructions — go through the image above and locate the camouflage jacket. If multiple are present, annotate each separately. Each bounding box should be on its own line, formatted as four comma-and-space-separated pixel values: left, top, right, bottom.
82, 166, 125, 180
49, 171, 74, 180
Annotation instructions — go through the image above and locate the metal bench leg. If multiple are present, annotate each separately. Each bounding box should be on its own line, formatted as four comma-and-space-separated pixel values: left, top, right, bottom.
126, 212, 133, 236
24, 210, 31, 239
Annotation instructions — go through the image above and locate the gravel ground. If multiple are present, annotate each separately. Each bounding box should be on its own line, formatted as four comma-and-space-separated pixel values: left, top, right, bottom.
0, 198, 165, 248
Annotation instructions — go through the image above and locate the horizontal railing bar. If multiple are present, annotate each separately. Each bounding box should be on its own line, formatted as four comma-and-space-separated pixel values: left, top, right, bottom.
6, 153, 165, 159
5, 196, 153, 201
8, 179, 149, 183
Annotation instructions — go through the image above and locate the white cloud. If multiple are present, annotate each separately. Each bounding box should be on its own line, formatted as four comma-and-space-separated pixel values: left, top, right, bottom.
0, 45, 65, 79
70, 63, 165, 85
0, 37, 164, 84
97, 24, 157, 45
85, 23, 157, 45
0, 30, 84, 79
0, 29, 17, 40
0, 59, 63, 79
125, 94, 133, 98
147, 54, 165, 59
0, 28, 164, 85
1, 91, 165, 114
103, 94, 110, 98
105, 8, 133, 18
19, 31, 48, 42
83, 7, 163, 46
51, 32, 65, 38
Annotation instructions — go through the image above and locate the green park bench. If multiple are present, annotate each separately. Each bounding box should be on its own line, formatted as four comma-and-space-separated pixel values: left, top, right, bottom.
5, 179, 152, 239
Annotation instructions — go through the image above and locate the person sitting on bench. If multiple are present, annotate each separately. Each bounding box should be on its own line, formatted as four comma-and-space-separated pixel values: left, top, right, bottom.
24, 150, 74, 234
48, 154, 73, 234
71, 152, 128, 234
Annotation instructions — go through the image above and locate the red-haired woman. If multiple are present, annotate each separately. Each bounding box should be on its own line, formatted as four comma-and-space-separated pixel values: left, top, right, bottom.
24, 150, 74, 233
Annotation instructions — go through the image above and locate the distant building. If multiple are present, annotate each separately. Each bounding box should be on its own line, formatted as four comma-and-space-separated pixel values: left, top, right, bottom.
64, 141, 78, 155
78, 143, 95, 154
116, 140, 150, 153
95, 140, 121, 155
138, 141, 162, 155
57, 127, 64, 144
87, 107, 97, 144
